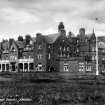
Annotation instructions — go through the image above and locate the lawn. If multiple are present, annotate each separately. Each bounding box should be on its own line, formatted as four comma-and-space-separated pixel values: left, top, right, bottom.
0, 72, 105, 105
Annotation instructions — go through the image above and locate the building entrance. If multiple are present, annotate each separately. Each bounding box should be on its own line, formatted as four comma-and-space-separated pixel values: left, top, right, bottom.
10, 62, 17, 72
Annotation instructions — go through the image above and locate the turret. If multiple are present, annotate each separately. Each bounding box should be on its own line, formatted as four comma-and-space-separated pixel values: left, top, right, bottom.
58, 22, 66, 35
79, 28, 85, 36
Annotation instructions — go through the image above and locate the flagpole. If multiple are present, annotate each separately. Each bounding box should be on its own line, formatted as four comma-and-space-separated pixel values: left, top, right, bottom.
96, 35, 99, 75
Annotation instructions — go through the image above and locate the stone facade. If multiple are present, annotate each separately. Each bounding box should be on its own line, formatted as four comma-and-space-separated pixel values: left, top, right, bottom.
0, 22, 104, 75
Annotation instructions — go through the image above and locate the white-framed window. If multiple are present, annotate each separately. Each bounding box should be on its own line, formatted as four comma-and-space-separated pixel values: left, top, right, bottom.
36, 64, 44, 71
79, 63, 85, 72
64, 63, 69, 72
86, 66, 91, 71
37, 54, 42, 60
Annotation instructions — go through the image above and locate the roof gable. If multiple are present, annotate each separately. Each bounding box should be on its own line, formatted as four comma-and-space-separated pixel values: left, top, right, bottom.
10, 41, 18, 52
44, 33, 61, 44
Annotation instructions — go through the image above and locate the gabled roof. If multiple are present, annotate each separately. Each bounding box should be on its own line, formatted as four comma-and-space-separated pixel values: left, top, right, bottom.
86, 34, 94, 38
44, 33, 60, 44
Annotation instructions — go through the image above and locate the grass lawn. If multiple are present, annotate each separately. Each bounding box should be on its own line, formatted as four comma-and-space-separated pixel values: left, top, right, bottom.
0, 72, 105, 105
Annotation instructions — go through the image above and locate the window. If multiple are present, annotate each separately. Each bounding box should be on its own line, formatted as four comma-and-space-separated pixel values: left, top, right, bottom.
64, 63, 69, 72
67, 53, 69, 57
38, 45, 42, 49
6, 64, 9, 71
85, 39, 87, 42
29, 63, 34, 70
37, 54, 42, 59
64, 53, 66, 57
102, 49, 105, 53
59, 46, 62, 50
0, 64, 1, 70
63, 47, 66, 51
67, 47, 69, 51
79, 63, 85, 72
92, 56, 96, 60
36, 64, 43, 71
48, 53, 51, 60
102, 58, 105, 60
92, 47, 95, 52
48, 45, 51, 48
77, 48, 79, 52
59, 52, 62, 57
86, 66, 91, 71
77, 40, 79, 43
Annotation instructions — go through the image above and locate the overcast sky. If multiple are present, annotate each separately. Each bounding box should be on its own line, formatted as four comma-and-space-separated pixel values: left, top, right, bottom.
0, 0, 105, 40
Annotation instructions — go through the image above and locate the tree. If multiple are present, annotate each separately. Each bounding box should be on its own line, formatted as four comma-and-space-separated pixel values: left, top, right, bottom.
18, 36, 24, 41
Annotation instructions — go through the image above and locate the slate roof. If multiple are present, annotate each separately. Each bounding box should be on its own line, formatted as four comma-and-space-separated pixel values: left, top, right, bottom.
44, 33, 60, 44
86, 33, 94, 38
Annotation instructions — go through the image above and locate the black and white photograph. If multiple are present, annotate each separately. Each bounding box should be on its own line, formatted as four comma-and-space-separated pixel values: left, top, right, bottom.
0, 0, 105, 105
